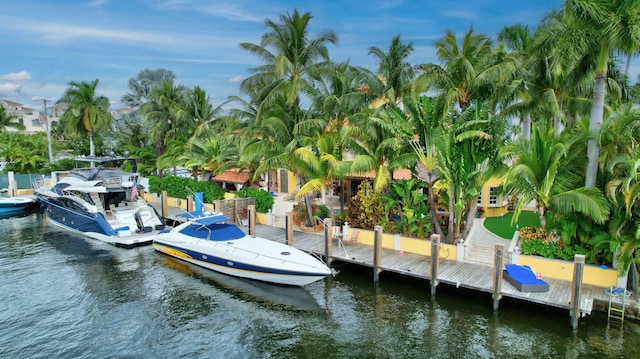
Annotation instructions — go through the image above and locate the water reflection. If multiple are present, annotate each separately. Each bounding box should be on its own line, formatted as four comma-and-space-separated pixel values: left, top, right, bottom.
153, 252, 323, 312
1, 213, 639, 358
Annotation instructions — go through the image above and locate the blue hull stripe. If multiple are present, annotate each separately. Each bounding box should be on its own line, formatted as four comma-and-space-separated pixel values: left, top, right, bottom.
155, 241, 324, 277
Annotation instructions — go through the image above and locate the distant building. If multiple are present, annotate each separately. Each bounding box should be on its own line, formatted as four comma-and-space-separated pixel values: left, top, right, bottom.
0, 99, 42, 133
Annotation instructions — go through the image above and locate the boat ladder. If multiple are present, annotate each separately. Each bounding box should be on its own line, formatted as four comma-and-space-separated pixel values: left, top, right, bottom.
605, 286, 631, 324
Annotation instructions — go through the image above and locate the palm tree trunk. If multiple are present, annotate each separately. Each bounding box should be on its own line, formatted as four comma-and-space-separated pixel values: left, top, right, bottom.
426, 184, 443, 236
585, 71, 607, 187
461, 199, 478, 240
585, 46, 609, 188
538, 205, 546, 229
522, 114, 531, 140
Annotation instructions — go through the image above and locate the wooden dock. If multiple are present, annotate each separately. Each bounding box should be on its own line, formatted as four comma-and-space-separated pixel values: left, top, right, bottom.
157, 203, 613, 323
251, 224, 610, 316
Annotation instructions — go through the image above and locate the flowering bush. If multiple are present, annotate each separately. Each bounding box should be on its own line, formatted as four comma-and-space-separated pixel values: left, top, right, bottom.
518, 226, 587, 261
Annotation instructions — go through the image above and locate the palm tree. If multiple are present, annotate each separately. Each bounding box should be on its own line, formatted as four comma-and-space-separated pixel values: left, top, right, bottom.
180, 135, 237, 181
0, 105, 25, 132
501, 123, 610, 229
121, 68, 176, 109
240, 9, 337, 112
174, 86, 224, 139
141, 79, 187, 161
375, 94, 444, 236
367, 35, 416, 104
560, 0, 640, 187
57, 79, 112, 159
417, 26, 503, 120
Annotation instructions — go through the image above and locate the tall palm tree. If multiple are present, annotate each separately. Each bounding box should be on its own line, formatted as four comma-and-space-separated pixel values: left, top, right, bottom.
57, 79, 112, 159
501, 123, 610, 229
174, 86, 224, 139
418, 26, 505, 120
121, 68, 176, 109
561, 0, 640, 187
141, 79, 187, 160
240, 9, 337, 113
367, 35, 416, 104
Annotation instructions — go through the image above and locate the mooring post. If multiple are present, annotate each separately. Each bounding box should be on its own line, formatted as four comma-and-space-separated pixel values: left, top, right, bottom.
286, 212, 294, 246
493, 244, 504, 311
248, 205, 256, 236
324, 218, 333, 266
430, 234, 441, 295
161, 191, 168, 219
186, 195, 194, 212
8, 171, 17, 197
570, 254, 585, 330
373, 225, 383, 282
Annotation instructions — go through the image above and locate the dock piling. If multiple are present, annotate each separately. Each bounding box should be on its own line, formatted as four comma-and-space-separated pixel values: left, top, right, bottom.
493, 244, 504, 311
286, 212, 293, 246
570, 254, 585, 330
161, 191, 168, 219
373, 226, 382, 282
324, 218, 333, 266
430, 234, 441, 295
248, 205, 256, 236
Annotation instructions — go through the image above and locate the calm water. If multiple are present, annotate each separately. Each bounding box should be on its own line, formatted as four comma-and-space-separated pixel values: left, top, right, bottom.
1, 213, 639, 359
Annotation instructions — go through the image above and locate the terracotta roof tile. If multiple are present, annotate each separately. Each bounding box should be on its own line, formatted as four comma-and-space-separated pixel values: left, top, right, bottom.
211, 169, 252, 184
348, 168, 412, 180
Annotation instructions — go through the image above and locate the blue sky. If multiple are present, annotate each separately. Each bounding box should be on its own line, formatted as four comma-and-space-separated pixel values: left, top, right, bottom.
1, 0, 610, 112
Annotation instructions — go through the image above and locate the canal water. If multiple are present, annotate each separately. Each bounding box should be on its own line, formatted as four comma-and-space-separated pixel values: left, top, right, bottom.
1, 213, 638, 358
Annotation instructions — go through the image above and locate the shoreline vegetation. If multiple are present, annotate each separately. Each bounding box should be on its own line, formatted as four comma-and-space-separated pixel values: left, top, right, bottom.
2, 2, 640, 294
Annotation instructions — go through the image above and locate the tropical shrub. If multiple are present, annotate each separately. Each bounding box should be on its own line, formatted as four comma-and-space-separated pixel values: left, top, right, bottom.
380, 178, 432, 238
519, 226, 588, 261
347, 181, 385, 230
235, 187, 274, 213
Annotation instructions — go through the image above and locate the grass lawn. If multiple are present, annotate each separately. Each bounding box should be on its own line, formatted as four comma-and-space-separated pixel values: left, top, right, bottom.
483, 211, 542, 239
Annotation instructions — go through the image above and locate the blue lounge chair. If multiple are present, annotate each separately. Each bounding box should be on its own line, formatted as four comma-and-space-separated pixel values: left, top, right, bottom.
503, 264, 549, 292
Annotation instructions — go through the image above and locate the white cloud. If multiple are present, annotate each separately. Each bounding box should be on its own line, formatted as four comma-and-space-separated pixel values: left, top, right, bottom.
159, 0, 265, 22
0, 83, 22, 97
228, 75, 244, 83
1, 71, 32, 82
442, 9, 477, 21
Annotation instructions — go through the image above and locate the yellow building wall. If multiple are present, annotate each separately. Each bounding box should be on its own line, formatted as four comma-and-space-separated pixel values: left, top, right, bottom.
345, 229, 457, 260
519, 255, 618, 288
479, 177, 508, 218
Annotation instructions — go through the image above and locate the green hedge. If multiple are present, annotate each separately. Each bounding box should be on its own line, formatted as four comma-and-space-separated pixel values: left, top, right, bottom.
148, 176, 226, 203
235, 187, 274, 213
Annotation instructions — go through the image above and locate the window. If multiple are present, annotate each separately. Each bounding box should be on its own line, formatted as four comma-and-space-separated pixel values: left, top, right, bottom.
488, 187, 499, 207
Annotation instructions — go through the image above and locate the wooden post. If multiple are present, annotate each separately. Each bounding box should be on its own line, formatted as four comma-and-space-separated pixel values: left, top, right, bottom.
161, 191, 168, 219
248, 204, 256, 236
493, 244, 504, 311
187, 195, 194, 212
570, 254, 585, 330
8, 171, 17, 197
213, 199, 221, 213
373, 225, 383, 282
286, 212, 294, 246
430, 234, 441, 295
324, 218, 333, 266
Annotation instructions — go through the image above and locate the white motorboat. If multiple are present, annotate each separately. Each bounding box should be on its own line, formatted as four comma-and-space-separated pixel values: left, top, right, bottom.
34, 156, 165, 248
0, 190, 38, 216
153, 212, 332, 286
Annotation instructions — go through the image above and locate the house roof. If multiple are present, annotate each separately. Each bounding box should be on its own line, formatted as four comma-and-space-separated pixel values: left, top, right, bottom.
348, 168, 412, 181
211, 169, 252, 184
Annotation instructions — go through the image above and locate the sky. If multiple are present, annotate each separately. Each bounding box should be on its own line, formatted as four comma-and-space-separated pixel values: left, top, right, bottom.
3, 0, 630, 114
